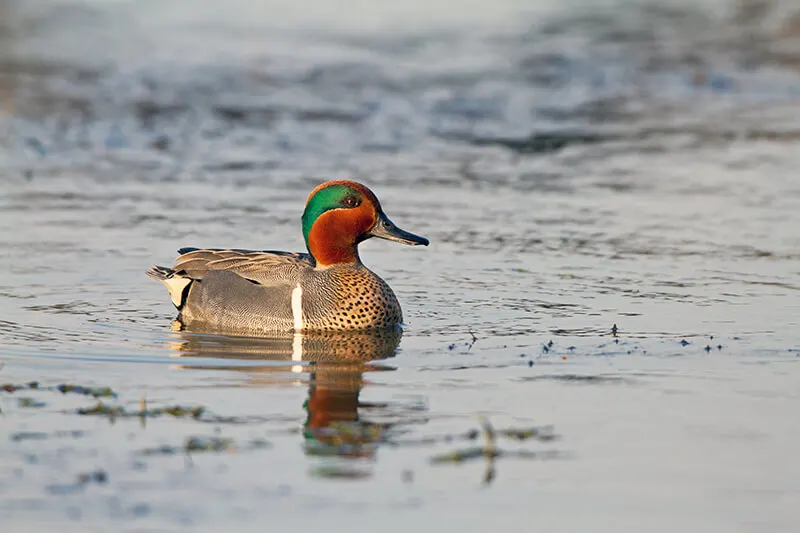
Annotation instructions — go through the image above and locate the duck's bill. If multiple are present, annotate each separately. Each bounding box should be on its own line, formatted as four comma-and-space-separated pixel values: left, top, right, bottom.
368, 213, 429, 246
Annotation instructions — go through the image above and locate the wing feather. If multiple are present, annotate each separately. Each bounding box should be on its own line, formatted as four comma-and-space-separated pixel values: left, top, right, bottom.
172, 248, 314, 285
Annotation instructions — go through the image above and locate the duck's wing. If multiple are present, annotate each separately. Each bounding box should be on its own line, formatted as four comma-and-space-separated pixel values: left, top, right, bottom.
172, 247, 315, 286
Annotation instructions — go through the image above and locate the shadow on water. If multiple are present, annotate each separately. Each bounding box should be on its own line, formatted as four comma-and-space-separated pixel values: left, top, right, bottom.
165, 326, 409, 479
158, 326, 561, 481
165, 324, 403, 364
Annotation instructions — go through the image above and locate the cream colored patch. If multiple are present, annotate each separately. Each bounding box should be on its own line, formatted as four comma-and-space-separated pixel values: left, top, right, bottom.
291, 283, 304, 331
292, 332, 303, 362
164, 277, 191, 308
291, 332, 303, 374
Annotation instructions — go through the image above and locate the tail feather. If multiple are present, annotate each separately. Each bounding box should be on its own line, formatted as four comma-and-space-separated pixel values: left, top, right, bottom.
146, 265, 193, 309
146, 265, 175, 281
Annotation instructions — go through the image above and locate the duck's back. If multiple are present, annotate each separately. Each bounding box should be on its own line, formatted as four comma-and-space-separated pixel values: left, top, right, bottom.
170, 248, 309, 332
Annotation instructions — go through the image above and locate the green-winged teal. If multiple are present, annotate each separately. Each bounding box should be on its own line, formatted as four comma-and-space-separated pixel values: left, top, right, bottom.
147, 180, 429, 333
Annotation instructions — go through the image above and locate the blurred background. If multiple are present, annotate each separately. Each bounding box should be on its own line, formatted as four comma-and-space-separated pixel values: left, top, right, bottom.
1, 0, 799, 183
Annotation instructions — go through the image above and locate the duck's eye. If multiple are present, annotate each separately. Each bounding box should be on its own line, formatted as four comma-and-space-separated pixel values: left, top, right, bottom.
343, 195, 360, 208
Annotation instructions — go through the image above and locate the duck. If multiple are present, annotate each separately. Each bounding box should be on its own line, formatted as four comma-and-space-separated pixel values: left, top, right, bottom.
147, 179, 429, 333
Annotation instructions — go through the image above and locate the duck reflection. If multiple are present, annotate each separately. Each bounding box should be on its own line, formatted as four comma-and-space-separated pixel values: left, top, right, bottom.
165, 325, 404, 478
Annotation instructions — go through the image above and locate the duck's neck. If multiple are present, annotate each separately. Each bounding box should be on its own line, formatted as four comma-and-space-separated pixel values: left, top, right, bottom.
306, 223, 361, 268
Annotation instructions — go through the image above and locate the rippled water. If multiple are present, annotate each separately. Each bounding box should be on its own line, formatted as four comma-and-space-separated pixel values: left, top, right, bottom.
2, 0, 800, 531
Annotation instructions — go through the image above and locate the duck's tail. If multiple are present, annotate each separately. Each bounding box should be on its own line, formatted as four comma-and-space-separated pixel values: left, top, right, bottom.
146, 265, 175, 281
146, 265, 192, 309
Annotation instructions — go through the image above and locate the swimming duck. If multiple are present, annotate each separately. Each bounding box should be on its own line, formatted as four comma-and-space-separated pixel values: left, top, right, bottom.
147, 180, 429, 332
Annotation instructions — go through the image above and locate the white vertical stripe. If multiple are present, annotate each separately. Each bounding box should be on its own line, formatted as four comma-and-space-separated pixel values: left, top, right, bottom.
291, 283, 304, 331
291, 332, 303, 364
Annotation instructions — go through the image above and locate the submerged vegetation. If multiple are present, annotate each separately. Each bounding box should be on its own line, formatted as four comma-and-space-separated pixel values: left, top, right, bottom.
138, 436, 272, 456
76, 401, 205, 420
2, 378, 562, 487
1, 381, 117, 397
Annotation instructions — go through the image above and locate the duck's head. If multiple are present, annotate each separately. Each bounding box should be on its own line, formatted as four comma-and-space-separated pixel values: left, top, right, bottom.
301, 180, 429, 267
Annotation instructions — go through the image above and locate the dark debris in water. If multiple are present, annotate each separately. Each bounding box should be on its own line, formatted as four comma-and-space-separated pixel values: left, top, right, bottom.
429, 417, 563, 485
138, 436, 271, 456
4, 382, 280, 425
430, 447, 563, 464
519, 373, 633, 384
77, 402, 204, 420
1, 381, 116, 398
310, 464, 372, 480
10, 429, 88, 442
46, 469, 108, 495
446, 330, 480, 352
10, 431, 48, 442
17, 397, 46, 408
74, 401, 271, 425
392, 422, 556, 448
57, 384, 116, 398
1, 381, 41, 393
78, 469, 108, 485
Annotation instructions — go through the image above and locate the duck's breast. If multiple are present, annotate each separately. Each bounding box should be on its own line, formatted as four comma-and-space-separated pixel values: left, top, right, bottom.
299, 266, 403, 330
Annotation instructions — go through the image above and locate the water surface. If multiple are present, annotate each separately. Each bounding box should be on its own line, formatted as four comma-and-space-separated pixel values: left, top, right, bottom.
1, 0, 800, 531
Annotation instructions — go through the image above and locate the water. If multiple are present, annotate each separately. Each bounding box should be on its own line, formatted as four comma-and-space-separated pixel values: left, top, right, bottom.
1, 0, 800, 530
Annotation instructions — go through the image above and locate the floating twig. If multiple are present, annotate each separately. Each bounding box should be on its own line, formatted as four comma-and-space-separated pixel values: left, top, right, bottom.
429, 417, 562, 484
